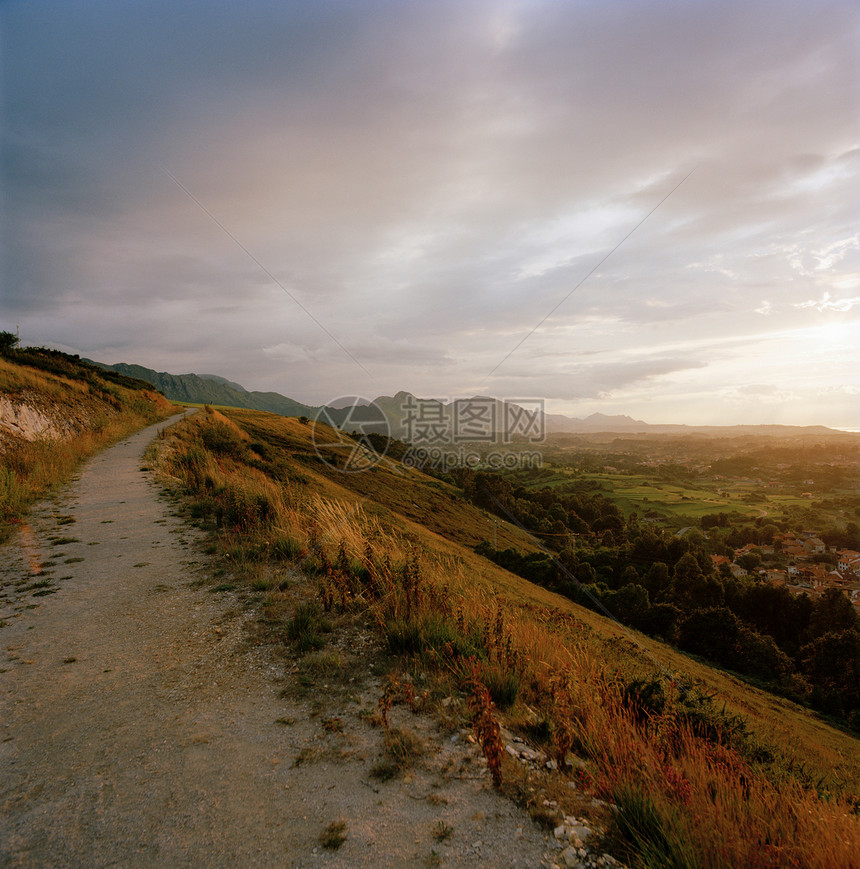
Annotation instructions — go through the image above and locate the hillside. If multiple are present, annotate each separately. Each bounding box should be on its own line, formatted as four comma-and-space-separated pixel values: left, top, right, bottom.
90, 361, 320, 418
0, 345, 178, 534
149, 404, 859, 869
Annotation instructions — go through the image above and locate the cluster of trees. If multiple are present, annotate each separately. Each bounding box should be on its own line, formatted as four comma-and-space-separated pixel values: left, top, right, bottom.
454, 469, 626, 540
460, 469, 860, 730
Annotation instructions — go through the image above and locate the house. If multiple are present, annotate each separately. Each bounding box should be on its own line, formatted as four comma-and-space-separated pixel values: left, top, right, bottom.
803, 537, 826, 555
765, 569, 787, 586
837, 550, 860, 572
797, 565, 829, 589
730, 564, 748, 578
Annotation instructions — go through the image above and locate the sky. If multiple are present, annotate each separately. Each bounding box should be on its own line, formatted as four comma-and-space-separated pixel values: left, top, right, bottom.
2, 0, 859, 427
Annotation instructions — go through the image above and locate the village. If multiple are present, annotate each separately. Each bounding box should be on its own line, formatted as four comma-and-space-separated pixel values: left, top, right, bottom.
714, 531, 860, 613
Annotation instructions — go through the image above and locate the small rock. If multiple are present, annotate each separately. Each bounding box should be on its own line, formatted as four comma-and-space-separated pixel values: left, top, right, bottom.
553, 825, 566, 839
505, 744, 519, 758
558, 846, 581, 868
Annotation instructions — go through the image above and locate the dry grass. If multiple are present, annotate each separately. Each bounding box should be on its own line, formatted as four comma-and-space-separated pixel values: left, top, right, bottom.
1, 357, 178, 533
156, 406, 860, 869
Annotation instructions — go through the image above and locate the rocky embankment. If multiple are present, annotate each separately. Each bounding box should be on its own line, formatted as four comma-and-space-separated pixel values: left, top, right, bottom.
0, 392, 81, 443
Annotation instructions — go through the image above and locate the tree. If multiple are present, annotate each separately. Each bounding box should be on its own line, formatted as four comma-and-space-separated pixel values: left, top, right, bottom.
800, 630, 860, 712
737, 551, 761, 572
642, 561, 671, 598
734, 627, 794, 681
0, 331, 19, 355
808, 588, 859, 641
677, 606, 741, 667
604, 583, 650, 629
671, 552, 724, 610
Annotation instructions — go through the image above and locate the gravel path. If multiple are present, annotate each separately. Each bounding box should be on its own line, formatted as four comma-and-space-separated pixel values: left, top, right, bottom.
0, 414, 560, 868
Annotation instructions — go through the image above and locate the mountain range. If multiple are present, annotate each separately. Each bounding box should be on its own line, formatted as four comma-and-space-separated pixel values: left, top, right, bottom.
91, 361, 839, 439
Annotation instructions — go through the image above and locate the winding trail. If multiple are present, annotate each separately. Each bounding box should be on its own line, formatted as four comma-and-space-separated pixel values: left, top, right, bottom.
0, 415, 557, 868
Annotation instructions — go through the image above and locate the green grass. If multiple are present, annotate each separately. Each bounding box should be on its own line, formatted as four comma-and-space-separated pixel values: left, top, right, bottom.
287, 601, 332, 653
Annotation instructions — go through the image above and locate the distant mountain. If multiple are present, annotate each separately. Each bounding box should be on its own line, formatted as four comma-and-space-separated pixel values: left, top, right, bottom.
91, 362, 842, 439
90, 362, 319, 418
545, 411, 650, 433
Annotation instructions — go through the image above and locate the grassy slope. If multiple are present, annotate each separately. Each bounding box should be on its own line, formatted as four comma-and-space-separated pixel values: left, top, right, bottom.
0, 353, 180, 531
227, 408, 860, 793
155, 406, 859, 868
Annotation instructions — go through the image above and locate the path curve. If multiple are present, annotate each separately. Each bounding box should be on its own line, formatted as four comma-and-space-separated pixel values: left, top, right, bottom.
0, 415, 558, 868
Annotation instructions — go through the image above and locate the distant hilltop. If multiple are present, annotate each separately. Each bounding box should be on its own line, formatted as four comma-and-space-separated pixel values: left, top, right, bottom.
90, 361, 843, 439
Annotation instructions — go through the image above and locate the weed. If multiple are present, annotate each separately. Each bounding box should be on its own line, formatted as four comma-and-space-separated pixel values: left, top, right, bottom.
433, 820, 454, 842
369, 759, 399, 781
468, 677, 504, 788
371, 726, 425, 781
474, 660, 520, 711
528, 804, 560, 830
287, 600, 331, 653
319, 820, 347, 850
209, 583, 237, 593
608, 784, 696, 869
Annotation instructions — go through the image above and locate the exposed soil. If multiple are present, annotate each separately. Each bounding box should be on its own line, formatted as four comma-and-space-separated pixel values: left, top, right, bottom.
0, 414, 559, 867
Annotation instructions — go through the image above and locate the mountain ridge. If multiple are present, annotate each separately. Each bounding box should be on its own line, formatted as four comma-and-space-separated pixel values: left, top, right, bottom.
91, 361, 842, 437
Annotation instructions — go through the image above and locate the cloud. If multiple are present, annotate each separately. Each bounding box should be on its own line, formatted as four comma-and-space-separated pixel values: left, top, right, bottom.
793, 293, 860, 312
2, 0, 858, 425
736, 384, 781, 396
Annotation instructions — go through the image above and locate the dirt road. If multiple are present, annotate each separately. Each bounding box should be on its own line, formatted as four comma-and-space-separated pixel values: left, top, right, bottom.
0, 415, 557, 868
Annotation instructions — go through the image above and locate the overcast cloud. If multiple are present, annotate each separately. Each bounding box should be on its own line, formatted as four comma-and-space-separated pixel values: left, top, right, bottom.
2, 0, 858, 425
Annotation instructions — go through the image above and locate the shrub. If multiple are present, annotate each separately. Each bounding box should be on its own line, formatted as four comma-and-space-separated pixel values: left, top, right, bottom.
201, 421, 244, 457
385, 613, 483, 660
0, 331, 19, 355
482, 664, 520, 710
